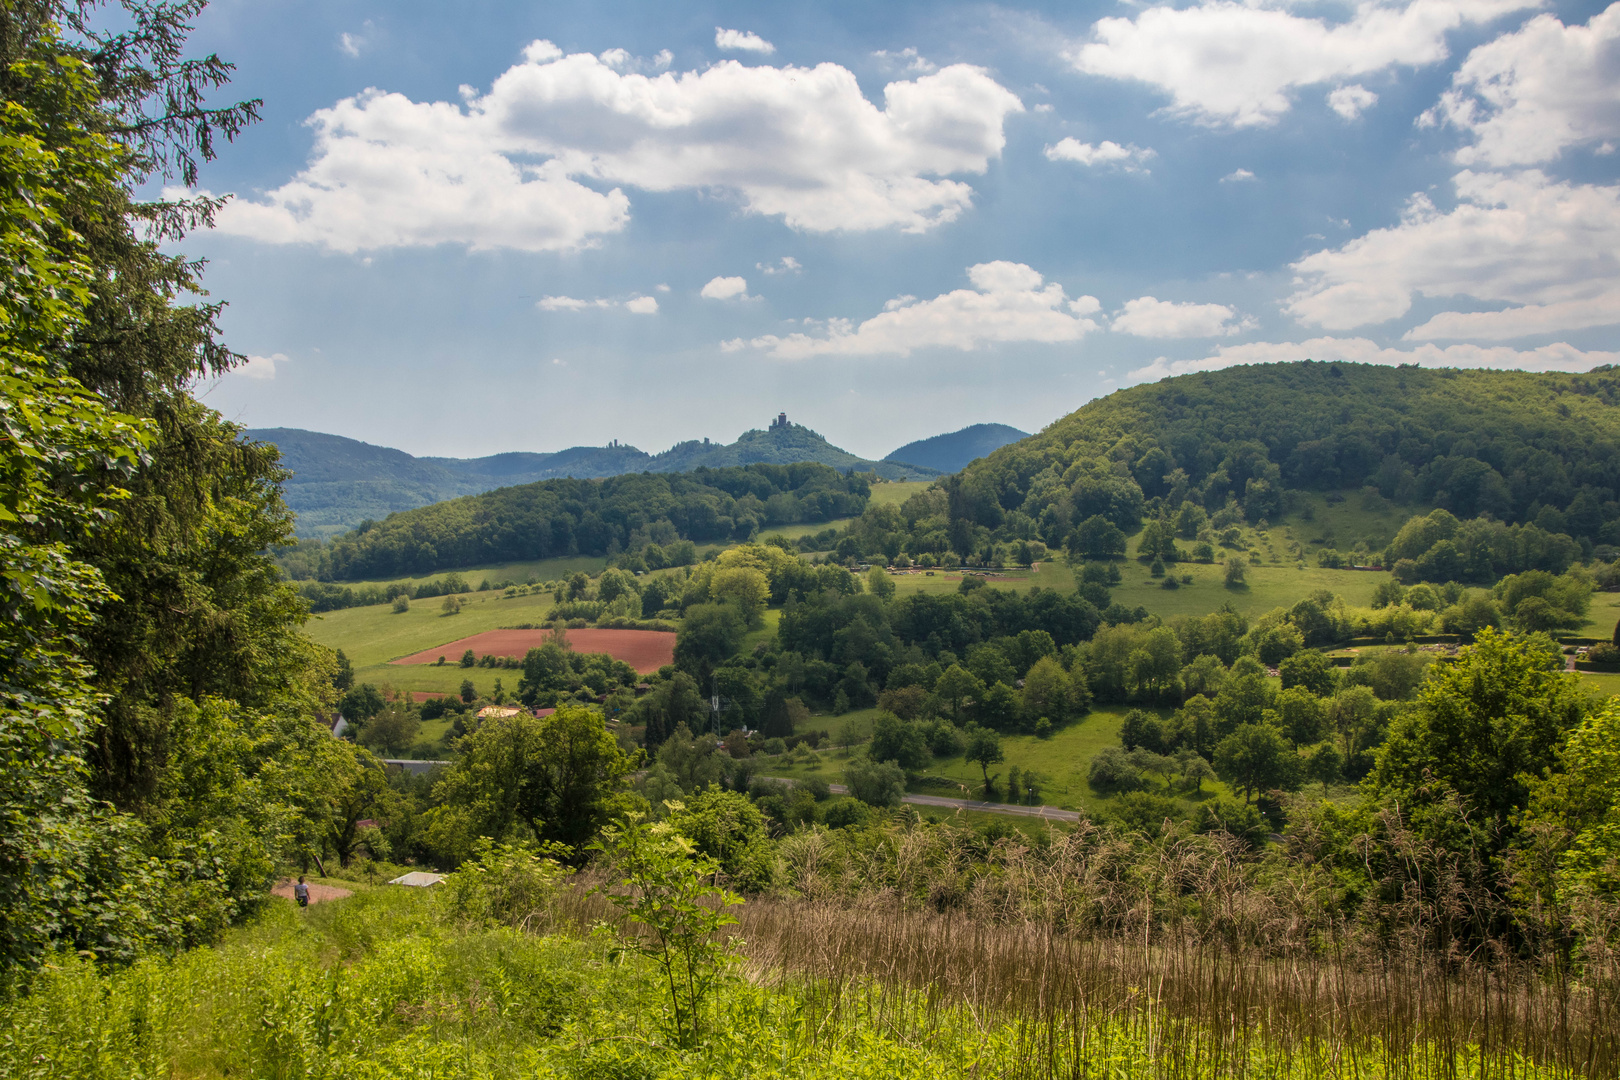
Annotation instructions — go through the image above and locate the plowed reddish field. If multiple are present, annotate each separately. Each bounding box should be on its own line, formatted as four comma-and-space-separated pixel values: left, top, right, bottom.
391, 629, 675, 674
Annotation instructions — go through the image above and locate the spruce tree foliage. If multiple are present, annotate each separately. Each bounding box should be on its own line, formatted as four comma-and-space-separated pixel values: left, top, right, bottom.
0, 2, 360, 978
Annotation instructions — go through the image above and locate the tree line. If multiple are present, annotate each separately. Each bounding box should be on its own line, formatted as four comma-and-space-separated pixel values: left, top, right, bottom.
284, 463, 872, 582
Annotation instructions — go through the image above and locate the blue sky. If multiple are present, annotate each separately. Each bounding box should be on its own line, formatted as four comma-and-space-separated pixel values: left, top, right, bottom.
176, 0, 1620, 460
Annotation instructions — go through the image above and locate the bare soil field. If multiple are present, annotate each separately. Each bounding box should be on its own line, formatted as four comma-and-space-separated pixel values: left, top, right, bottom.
390, 628, 675, 674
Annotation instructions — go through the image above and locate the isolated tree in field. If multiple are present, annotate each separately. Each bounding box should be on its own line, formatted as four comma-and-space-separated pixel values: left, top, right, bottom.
1224, 557, 1246, 587
865, 564, 896, 599
1073, 515, 1127, 559
963, 724, 1004, 789
460, 679, 477, 704
461, 649, 476, 668
392, 593, 410, 613
441, 594, 462, 615
1179, 752, 1216, 793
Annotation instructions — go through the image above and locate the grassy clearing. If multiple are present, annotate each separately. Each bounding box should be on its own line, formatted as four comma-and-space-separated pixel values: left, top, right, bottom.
911, 706, 1233, 813
328, 553, 609, 591
741, 607, 783, 653
1111, 562, 1387, 621
867, 479, 932, 507
760, 518, 853, 540
304, 589, 557, 668
306, 590, 565, 698
760, 704, 1231, 816
1579, 588, 1620, 640
1577, 670, 1620, 698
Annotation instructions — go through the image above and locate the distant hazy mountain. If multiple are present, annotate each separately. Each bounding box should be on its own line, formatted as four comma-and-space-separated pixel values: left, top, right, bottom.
885, 423, 1030, 474
249, 416, 938, 537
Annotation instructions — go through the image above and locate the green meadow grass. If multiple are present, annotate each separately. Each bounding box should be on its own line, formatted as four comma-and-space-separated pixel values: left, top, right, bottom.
761, 518, 853, 541
1109, 562, 1387, 620
868, 479, 932, 507
305, 588, 564, 698
910, 705, 1231, 814
1578, 670, 1620, 699
1579, 588, 1620, 640
329, 553, 608, 591
759, 704, 1230, 817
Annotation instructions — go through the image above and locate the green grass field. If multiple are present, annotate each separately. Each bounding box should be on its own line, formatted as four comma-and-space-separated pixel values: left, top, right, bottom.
1109, 562, 1387, 620
761, 519, 853, 541
332, 554, 609, 591
868, 479, 932, 507
305, 587, 560, 698
757, 704, 1232, 816
1579, 589, 1620, 640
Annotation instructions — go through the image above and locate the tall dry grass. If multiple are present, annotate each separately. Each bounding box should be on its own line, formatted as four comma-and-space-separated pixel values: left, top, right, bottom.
563, 812, 1620, 1077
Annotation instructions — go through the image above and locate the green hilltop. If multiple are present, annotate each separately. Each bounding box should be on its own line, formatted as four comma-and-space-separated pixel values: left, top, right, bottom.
935, 362, 1620, 552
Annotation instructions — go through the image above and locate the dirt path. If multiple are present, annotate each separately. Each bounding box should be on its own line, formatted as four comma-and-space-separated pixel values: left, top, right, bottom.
271, 879, 353, 905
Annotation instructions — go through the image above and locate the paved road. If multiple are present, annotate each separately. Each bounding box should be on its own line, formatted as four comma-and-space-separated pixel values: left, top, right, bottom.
767, 778, 1084, 823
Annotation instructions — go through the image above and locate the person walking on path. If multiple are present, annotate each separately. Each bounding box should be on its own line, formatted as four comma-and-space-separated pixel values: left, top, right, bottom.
294, 876, 310, 908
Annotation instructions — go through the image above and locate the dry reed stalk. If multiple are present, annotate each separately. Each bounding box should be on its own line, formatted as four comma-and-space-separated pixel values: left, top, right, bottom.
731, 897, 1618, 1079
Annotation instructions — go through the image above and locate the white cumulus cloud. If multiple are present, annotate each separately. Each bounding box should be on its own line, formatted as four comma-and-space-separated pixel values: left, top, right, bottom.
1112, 296, 1254, 337
757, 256, 802, 276
237, 353, 286, 379
1130, 338, 1618, 382
1220, 168, 1256, 183
701, 276, 750, 300
1424, 5, 1620, 167
872, 47, 937, 74
210, 45, 1023, 251
1069, 0, 1537, 127
1044, 138, 1157, 172
725, 261, 1101, 359
715, 28, 776, 54
1328, 84, 1379, 120
538, 294, 658, 313
1287, 170, 1620, 338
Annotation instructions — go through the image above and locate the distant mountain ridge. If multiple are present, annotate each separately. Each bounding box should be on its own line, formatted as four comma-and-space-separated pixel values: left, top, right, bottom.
250, 416, 942, 537
885, 423, 1030, 474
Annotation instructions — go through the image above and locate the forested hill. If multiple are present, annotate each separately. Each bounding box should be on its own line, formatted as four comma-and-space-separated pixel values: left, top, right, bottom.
300, 463, 873, 581
934, 362, 1620, 552
251, 420, 935, 538
886, 423, 1030, 474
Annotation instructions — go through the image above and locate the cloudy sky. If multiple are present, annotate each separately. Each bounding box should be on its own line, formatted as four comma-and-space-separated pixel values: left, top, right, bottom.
178, 0, 1620, 459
